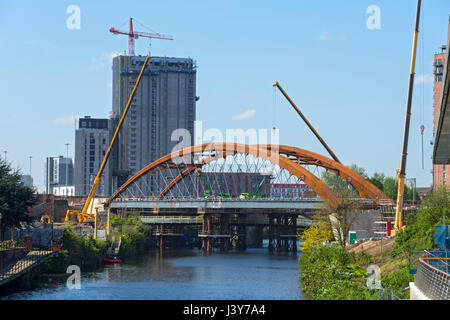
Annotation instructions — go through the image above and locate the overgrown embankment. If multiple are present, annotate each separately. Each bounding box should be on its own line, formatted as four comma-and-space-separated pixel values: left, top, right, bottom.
299, 187, 449, 300
43, 214, 152, 273
42, 224, 108, 273
109, 213, 152, 259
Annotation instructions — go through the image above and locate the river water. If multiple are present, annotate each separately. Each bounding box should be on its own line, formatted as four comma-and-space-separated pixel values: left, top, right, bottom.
2, 247, 304, 300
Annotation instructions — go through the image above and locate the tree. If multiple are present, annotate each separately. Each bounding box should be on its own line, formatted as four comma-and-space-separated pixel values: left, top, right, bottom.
368, 172, 385, 190
321, 164, 368, 199
383, 177, 397, 200
300, 213, 333, 254
0, 159, 37, 241
382, 176, 418, 201
329, 200, 362, 248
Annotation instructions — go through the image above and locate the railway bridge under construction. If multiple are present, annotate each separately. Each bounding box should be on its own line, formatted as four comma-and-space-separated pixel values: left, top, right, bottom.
104, 143, 394, 252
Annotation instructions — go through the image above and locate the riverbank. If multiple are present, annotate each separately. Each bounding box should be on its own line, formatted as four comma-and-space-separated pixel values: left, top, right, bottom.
298, 188, 449, 300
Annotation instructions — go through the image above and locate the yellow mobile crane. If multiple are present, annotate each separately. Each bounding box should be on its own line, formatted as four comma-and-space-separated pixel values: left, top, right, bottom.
393, 0, 421, 235
65, 55, 151, 223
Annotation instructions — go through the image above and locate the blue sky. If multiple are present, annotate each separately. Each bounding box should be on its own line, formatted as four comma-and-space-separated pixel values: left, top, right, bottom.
0, 0, 449, 192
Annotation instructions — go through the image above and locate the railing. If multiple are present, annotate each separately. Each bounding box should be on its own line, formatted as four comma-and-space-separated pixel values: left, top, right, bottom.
414, 257, 450, 300
141, 216, 203, 224
0, 248, 56, 285
141, 215, 313, 227
0, 240, 25, 251
409, 250, 448, 274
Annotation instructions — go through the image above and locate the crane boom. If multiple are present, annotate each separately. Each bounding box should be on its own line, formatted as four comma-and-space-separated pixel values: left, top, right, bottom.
394, 0, 421, 234
109, 18, 173, 56
65, 56, 151, 223
273, 81, 341, 163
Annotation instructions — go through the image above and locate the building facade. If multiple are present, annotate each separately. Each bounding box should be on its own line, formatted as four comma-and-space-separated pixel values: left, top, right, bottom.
44, 156, 74, 194
74, 116, 111, 196
110, 55, 197, 193
197, 172, 271, 198
433, 46, 450, 189
270, 183, 315, 199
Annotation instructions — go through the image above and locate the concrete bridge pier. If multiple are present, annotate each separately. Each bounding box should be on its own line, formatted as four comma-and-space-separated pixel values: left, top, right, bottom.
156, 224, 185, 249
268, 213, 298, 252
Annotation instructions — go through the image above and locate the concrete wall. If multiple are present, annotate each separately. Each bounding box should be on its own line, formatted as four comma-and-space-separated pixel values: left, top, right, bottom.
13, 227, 63, 248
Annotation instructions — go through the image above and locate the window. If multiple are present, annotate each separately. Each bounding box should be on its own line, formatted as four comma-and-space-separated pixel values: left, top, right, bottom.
437, 75, 443, 82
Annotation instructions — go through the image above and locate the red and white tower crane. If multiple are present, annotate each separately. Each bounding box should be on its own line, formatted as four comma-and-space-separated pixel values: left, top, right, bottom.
109, 17, 173, 56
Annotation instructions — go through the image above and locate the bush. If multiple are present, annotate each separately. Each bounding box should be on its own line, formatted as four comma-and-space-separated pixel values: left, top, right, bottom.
111, 214, 151, 259
59, 224, 108, 271
381, 265, 413, 300
392, 187, 449, 255
299, 246, 374, 300
355, 251, 374, 266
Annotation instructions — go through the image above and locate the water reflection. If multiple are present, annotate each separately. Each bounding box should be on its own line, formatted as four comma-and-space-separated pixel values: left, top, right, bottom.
2, 248, 303, 300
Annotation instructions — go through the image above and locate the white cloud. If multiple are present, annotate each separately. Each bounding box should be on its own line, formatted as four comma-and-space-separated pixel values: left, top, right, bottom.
232, 109, 256, 120
415, 74, 434, 84
53, 115, 80, 127
316, 32, 331, 41
89, 51, 121, 70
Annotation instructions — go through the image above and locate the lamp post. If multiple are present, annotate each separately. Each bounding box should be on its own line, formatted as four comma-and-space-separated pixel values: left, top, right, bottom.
3, 151, 7, 161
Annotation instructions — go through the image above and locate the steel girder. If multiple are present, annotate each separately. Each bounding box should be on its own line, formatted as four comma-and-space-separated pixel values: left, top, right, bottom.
105, 143, 343, 210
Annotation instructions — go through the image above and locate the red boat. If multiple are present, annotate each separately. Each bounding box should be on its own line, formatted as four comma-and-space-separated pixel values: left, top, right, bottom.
103, 256, 121, 264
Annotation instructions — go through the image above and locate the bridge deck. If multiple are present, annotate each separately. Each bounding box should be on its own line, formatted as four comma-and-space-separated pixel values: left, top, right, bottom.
0, 250, 57, 287
141, 215, 313, 227
110, 199, 325, 211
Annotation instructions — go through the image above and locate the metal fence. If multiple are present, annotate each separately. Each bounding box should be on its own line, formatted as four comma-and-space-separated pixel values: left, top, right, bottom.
0, 240, 25, 251
0, 249, 55, 286
414, 257, 450, 300
409, 250, 448, 274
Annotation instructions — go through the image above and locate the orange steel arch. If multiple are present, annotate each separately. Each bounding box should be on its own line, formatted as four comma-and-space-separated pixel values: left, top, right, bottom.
105, 143, 342, 210
261, 145, 393, 205
147, 145, 392, 206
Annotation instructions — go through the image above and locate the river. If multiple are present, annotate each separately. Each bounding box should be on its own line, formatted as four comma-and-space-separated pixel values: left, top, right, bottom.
1, 246, 304, 300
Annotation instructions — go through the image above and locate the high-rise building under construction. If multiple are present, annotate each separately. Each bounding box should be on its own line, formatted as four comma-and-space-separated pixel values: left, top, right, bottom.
110, 55, 197, 192
433, 46, 450, 189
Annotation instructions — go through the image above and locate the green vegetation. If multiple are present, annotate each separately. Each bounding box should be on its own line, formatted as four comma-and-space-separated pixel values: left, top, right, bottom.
320, 165, 418, 201
393, 187, 449, 254
0, 159, 37, 240
43, 213, 152, 273
110, 213, 152, 259
298, 181, 449, 300
299, 245, 375, 300
43, 223, 108, 273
